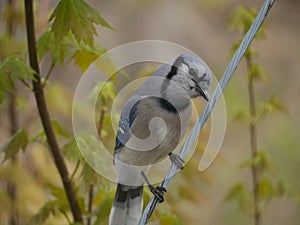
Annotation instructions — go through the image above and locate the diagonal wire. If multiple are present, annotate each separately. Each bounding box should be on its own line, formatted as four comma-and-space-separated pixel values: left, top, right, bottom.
138, 0, 276, 224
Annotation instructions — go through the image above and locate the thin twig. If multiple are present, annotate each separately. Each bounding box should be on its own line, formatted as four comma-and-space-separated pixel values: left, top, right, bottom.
42, 61, 55, 87
59, 209, 72, 224
20, 79, 32, 90
7, 92, 19, 225
97, 108, 106, 138
70, 160, 81, 180
6, 0, 19, 224
24, 0, 83, 223
87, 185, 94, 225
247, 55, 260, 225
87, 108, 106, 225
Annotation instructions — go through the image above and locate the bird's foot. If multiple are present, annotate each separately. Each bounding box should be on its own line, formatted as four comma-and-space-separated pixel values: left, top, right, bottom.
141, 171, 167, 203
168, 152, 185, 170
148, 185, 167, 203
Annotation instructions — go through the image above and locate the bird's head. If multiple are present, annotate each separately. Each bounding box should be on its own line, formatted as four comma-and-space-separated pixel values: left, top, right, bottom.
166, 54, 212, 101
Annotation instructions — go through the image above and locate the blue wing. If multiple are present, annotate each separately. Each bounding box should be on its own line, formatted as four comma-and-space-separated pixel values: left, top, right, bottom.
114, 100, 140, 153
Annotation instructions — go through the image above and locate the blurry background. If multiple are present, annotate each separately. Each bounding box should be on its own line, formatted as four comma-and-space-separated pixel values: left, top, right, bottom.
0, 0, 300, 224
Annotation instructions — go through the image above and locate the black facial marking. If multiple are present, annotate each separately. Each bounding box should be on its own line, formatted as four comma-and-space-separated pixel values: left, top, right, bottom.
166, 65, 178, 80
166, 56, 184, 79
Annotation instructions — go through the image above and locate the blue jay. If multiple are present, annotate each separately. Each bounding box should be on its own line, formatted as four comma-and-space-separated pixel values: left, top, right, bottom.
109, 54, 212, 225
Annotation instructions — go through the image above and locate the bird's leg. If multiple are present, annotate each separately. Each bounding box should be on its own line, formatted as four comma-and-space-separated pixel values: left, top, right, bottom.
168, 152, 185, 170
141, 171, 166, 203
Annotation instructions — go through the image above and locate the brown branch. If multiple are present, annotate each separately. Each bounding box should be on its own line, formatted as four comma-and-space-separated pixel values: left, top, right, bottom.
7, 92, 19, 225
23, 0, 83, 223
8, 92, 18, 133
87, 185, 94, 225
6, 0, 19, 224
6, 0, 15, 36
247, 55, 260, 225
97, 108, 106, 138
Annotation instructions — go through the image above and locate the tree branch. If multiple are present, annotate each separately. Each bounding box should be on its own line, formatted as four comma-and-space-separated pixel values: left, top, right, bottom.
6, 0, 19, 224
247, 55, 260, 225
42, 61, 55, 87
24, 0, 83, 223
7, 91, 19, 225
7, 101, 19, 223
87, 108, 106, 225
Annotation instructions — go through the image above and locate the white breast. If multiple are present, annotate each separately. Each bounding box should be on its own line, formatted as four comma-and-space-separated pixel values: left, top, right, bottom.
115, 97, 192, 166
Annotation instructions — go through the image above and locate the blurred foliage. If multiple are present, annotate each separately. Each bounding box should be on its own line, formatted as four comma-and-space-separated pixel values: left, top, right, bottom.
0, 57, 35, 103
0, 1, 299, 225
0, 129, 29, 162
224, 5, 287, 225
0, 0, 117, 224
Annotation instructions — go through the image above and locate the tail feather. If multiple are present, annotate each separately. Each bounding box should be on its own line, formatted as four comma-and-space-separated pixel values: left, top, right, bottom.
109, 184, 143, 225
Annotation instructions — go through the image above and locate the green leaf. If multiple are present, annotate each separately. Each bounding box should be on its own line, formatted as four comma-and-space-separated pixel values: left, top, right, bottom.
257, 176, 275, 199
248, 63, 269, 83
239, 150, 270, 172
80, 160, 101, 188
225, 183, 244, 201
269, 97, 287, 114
73, 50, 99, 72
71, 42, 105, 72
26, 201, 57, 225
62, 138, 83, 162
232, 109, 250, 124
49, 0, 113, 46
88, 81, 116, 108
37, 29, 69, 64
30, 129, 47, 144
0, 129, 29, 162
258, 97, 287, 121
0, 57, 35, 101
74, 135, 103, 189
64, 33, 106, 72
0, 57, 36, 82
228, 6, 255, 33
0, 70, 13, 104
225, 183, 253, 213
228, 5, 265, 39
48, 183, 69, 212
36, 30, 53, 60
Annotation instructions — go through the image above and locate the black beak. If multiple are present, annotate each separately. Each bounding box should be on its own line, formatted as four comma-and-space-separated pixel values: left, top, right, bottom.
196, 86, 210, 101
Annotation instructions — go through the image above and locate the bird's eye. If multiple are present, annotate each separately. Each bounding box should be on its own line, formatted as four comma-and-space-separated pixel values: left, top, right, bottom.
189, 81, 196, 90
189, 68, 197, 76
